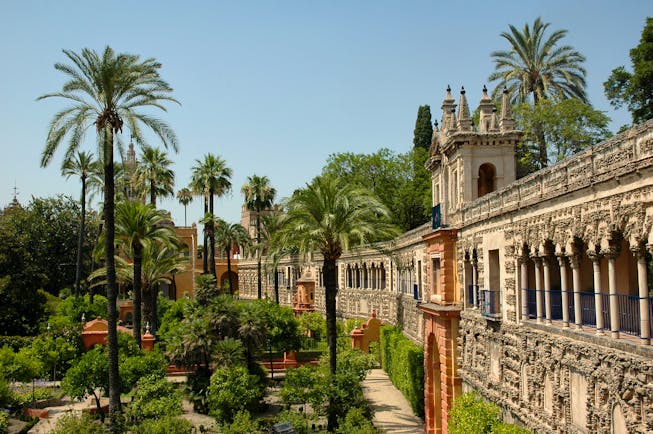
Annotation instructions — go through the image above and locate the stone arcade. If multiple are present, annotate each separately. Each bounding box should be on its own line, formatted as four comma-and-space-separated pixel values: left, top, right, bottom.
238, 87, 653, 434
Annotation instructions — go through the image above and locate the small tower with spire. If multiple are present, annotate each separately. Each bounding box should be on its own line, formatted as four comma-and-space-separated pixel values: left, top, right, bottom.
426, 85, 522, 228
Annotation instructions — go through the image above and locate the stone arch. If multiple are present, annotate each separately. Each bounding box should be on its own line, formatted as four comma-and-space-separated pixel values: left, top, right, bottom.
220, 270, 238, 294
477, 162, 496, 198
425, 332, 443, 434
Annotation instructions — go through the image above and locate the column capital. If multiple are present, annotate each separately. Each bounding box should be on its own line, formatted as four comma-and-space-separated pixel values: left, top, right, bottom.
631, 244, 647, 259
586, 249, 601, 262
555, 253, 568, 267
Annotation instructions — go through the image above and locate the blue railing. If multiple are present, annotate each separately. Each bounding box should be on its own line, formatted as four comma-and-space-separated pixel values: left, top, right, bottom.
480, 289, 500, 318
524, 289, 653, 340
526, 288, 537, 319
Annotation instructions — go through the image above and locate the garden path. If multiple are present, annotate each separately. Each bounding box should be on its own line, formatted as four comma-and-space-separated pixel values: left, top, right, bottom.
362, 368, 425, 433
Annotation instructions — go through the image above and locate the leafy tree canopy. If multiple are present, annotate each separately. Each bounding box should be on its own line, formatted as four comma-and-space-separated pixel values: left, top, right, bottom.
321, 148, 431, 231
604, 17, 653, 125
413, 105, 433, 150
514, 98, 612, 173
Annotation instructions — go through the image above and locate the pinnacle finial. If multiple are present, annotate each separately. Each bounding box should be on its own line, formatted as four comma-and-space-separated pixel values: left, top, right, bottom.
461, 86, 465, 94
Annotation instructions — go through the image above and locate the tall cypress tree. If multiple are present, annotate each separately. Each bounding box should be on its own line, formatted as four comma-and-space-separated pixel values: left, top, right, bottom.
413, 105, 433, 150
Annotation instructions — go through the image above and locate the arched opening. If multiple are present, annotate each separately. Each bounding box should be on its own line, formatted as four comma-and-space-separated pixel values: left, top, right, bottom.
426, 332, 443, 434
612, 403, 628, 434
220, 271, 239, 294
478, 163, 497, 198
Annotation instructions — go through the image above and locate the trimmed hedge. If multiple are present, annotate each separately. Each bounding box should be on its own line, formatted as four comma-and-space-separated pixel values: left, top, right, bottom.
449, 391, 530, 434
0, 336, 32, 351
379, 325, 424, 418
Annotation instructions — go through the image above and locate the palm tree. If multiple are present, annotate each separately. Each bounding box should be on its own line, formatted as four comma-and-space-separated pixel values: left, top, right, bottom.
261, 210, 294, 304
176, 188, 193, 226
278, 175, 398, 431
39, 46, 178, 428
489, 17, 587, 167
113, 201, 177, 347
134, 145, 175, 207
242, 175, 276, 299
191, 154, 232, 279
62, 151, 98, 298
214, 219, 250, 294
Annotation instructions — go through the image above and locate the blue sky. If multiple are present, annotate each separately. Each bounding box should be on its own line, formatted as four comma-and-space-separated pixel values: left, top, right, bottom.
1, 1, 650, 225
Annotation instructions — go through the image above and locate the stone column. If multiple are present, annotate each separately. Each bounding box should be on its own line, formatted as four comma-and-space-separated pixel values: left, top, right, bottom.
605, 250, 620, 339
635, 246, 651, 345
570, 255, 582, 329
534, 256, 543, 324
543, 256, 552, 325
558, 254, 570, 328
588, 251, 605, 335
472, 256, 478, 308
521, 257, 529, 321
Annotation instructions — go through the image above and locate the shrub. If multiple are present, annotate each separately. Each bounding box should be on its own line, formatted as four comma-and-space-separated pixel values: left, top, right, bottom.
126, 375, 182, 423
220, 411, 263, 434
379, 325, 424, 417
130, 416, 193, 434
280, 365, 322, 410
449, 391, 528, 434
51, 413, 108, 434
207, 366, 265, 424
273, 410, 316, 434
336, 407, 377, 434
0, 376, 11, 408
0, 336, 32, 351
0, 412, 8, 434
119, 349, 167, 392
0, 345, 42, 382
10, 385, 52, 407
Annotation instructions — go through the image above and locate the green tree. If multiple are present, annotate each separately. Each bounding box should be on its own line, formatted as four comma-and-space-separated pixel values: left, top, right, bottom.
321, 149, 430, 231
604, 17, 653, 125
278, 176, 398, 430
39, 47, 179, 429
176, 187, 193, 226
192, 154, 233, 279
62, 151, 98, 297
490, 18, 587, 168
413, 105, 433, 150
134, 146, 175, 207
214, 219, 250, 294
207, 366, 265, 424
61, 346, 109, 421
515, 98, 612, 167
242, 175, 276, 299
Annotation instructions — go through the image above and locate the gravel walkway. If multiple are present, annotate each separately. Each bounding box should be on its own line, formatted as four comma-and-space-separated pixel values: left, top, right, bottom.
362, 369, 425, 434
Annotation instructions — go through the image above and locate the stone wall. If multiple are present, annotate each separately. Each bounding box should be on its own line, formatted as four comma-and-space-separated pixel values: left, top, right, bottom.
460, 310, 653, 433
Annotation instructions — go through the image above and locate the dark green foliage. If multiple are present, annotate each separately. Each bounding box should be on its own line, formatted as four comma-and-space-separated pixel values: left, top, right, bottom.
604, 18, 653, 124
379, 326, 424, 417
336, 407, 377, 434
280, 365, 322, 410
413, 105, 433, 150
119, 349, 167, 392
321, 148, 430, 231
130, 416, 194, 434
449, 391, 530, 434
61, 346, 109, 420
0, 345, 42, 382
0, 411, 7, 433
221, 411, 263, 434
207, 366, 265, 424
125, 375, 182, 423
52, 413, 108, 434
0, 336, 32, 351
0, 375, 11, 408
514, 99, 612, 171
274, 410, 316, 434
195, 274, 219, 303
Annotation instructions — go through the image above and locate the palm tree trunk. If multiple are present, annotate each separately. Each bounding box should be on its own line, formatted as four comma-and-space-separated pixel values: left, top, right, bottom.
203, 196, 208, 273
226, 247, 233, 294
533, 93, 548, 169
133, 245, 143, 349
324, 256, 338, 431
256, 212, 262, 299
209, 193, 217, 281
74, 176, 86, 298
150, 178, 156, 207
184, 204, 187, 227
103, 128, 121, 431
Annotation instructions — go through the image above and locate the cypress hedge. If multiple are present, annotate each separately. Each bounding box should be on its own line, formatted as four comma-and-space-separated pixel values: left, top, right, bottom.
379, 325, 424, 418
